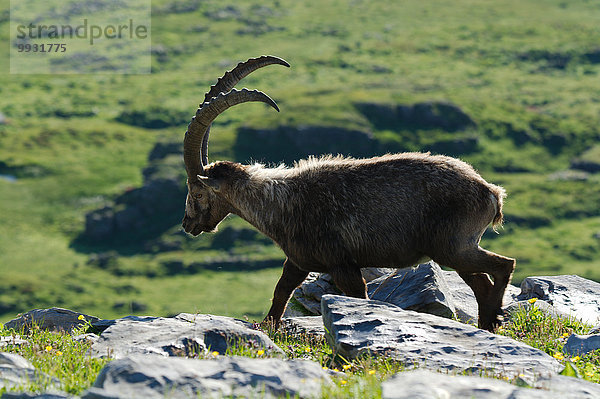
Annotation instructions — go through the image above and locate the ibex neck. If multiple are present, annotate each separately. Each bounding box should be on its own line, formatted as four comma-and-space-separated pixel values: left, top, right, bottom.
227, 164, 294, 240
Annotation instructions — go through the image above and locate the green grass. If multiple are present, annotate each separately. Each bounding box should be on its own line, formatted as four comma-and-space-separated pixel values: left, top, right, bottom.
0, 320, 108, 395
497, 300, 600, 383
1, 0, 600, 321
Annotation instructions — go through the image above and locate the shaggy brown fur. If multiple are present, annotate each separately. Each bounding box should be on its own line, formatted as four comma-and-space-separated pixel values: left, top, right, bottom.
182, 56, 514, 331
183, 152, 515, 331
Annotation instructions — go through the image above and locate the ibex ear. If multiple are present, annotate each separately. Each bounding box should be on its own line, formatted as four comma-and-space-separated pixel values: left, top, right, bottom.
197, 175, 221, 192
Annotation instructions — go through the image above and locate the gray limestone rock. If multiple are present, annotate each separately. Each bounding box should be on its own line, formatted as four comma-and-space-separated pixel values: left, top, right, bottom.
286, 268, 395, 316
3, 308, 99, 333
0, 352, 60, 392
535, 374, 600, 398
382, 369, 544, 399
81, 355, 331, 399
288, 273, 340, 316
321, 295, 562, 382
174, 312, 251, 328
72, 334, 100, 345
368, 262, 455, 319
1, 394, 72, 399
518, 275, 600, 324
382, 369, 600, 399
89, 315, 282, 359
504, 299, 571, 321
286, 262, 522, 324
282, 316, 325, 337
563, 333, 600, 356
361, 267, 397, 282
0, 335, 28, 349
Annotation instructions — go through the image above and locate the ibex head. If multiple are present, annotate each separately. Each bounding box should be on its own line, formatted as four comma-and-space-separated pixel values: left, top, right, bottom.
182, 56, 289, 236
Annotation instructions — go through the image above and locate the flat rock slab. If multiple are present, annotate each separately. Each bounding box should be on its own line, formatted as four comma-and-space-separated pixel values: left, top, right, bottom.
518, 275, 600, 324
535, 374, 600, 398
174, 313, 251, 328
4, 308, 99, 333
0, 353, 60, 392
382, 369, 542, 399
321, 295, 562, 381
382, 369, 600, 399
563, 333, 600, 356
0, 336, 28, 349
89, 315, 282, 359
283, 316, 325, 337
82, 355, 331, 399
504, 300, 572, 321
290, 273, 340, 315
368, 262, 455, 319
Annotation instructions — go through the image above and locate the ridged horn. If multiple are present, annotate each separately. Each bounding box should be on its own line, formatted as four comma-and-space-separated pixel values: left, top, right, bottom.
183, 89, 280, 181
199, 55, 290, 166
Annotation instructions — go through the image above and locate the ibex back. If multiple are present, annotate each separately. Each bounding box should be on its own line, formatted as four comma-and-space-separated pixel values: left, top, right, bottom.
181, 56, 515, 331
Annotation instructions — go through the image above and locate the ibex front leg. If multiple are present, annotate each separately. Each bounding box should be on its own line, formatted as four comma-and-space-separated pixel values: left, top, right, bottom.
264, 258, 309, 325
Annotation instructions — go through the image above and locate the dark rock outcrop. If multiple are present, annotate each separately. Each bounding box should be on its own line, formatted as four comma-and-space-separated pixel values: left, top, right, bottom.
234, 125, 380, 164
4, 308, 99, 333
355, 101, 476, 132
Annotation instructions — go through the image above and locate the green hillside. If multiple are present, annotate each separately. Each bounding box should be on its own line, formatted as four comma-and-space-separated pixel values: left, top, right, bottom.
1, 0, 599, 322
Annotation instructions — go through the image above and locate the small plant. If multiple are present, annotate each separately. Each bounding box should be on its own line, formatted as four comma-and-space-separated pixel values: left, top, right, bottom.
497, 300, 600, 383
0, 320, 108, 395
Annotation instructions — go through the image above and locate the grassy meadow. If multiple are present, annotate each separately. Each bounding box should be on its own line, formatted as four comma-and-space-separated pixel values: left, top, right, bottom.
0, 0, 599, 322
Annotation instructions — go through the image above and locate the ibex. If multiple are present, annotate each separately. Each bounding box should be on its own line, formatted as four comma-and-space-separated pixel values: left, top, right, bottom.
182, 55, 515, 331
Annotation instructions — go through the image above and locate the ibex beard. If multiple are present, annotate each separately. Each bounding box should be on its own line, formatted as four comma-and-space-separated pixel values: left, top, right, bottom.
181, 55, 515, 332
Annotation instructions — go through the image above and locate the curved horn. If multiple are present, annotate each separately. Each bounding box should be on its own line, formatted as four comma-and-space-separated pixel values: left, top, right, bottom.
183, 89, 280, 181
199, 55, 290, 166
202, 55, 290, 104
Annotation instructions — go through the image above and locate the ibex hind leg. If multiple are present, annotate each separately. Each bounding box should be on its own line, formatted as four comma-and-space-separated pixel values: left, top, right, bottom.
437, 247, 515, 331
264, 258, 309, 325
330, 266, 368, 299
458, 272, 497, 328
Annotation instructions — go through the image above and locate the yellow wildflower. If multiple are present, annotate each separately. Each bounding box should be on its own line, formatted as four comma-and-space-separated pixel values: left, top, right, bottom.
78, 315, 85, 321
211, 351, 219, 357
562, 332, 570, 338
368, 370, 376, 375
45, 346, 52, 352
256, 349, 265, 356
304, 347, 311, 352
553, 353, 564, 361
56, 351, 63, 356
322, 366, 328, 370
586, 371, 594, 377
572, 356, 581, 362
333, 368, 340, 372
340, 380, 347, 386
342, 364, 351, 371
528, 298, 538, 304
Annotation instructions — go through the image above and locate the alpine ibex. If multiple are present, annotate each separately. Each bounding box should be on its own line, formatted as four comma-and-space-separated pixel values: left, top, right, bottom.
182, 55, 515, 331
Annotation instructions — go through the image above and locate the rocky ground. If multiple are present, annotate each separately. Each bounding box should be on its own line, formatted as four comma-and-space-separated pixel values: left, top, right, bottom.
3, 262, 600, 398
